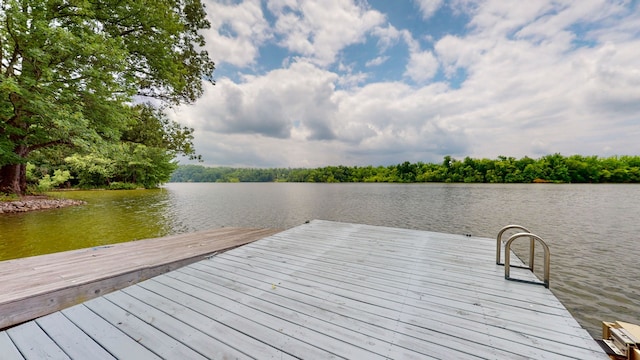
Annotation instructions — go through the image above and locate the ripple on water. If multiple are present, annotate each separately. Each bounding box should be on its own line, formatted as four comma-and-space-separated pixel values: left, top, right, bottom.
1, 183, 638, 338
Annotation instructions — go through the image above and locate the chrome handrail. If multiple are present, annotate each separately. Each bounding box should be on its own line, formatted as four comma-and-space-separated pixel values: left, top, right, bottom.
496, 225, 531, 266
504, 232, 551, 288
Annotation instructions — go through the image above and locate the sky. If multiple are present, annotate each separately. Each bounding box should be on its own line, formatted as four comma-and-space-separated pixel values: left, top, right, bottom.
169, 0, 640, 168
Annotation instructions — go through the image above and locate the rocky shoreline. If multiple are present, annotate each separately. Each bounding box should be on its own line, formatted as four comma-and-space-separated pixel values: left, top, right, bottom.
0, 197, 87, 214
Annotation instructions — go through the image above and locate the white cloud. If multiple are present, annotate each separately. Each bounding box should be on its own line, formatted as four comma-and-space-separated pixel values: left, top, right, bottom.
435, 34, 479, 76
404, 50, 439, 83
336, 72, 368, 88
466, 1, 558, 37
365, 56, 389, 67
173, 0, 640, 167
333, 81, 469, 159
172, 60, 340, 142
372, 22, 440, 83
371, 24, 405, 51
413, 0, 444, 20
268, 0, 386, 66
204, 0, 271, 67
589, 4, 640, 43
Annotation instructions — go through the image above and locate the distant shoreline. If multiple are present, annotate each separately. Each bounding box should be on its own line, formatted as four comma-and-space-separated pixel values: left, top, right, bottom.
170, 154, 640, 184
0, 196, 86, 214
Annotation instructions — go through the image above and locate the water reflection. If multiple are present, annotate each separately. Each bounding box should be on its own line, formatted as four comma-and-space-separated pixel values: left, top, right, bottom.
0, 189, 175, 260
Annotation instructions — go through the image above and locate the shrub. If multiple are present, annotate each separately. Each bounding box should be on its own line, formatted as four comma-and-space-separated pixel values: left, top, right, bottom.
108, 182, 139, 190
37, 169, 73, 191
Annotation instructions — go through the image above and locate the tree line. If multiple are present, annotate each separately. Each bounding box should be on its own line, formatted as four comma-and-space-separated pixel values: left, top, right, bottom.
170, 154, 640, 184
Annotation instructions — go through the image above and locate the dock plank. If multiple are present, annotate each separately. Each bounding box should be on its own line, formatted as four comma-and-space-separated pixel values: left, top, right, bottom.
62, 305, 160, 360
115, 284, 300, 359
189, 253, 597, 359
35, 312, 115, 360
6, 321, 70, 360
171, 263, 496, 359
132, 278, 352, 359
207, 253, 565, 331
151, 271, 390, 359
0, 227, 280, 328
102, 291, 256, 359
170, 265, 444, 360
83, 297, 208, 360
223, 244, 566, 312
0, 332, 24, 360
0, 220, 608, 359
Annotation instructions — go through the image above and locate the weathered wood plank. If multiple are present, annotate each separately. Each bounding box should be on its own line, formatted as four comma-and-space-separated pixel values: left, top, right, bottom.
130, 279, 351, 359
35, 312, 115, 360
250, 230, 528, 279
6, 321, 70, 360
82, 297, 208, 360
62, 305, 161, 360
1, 228, 275, 287
0, 228, 242, 275
170, 264, 495, 359
193, 228, 604, 358
228, 242, 565, 309
0, 220, 608, 359
102, 291, 255, 359
0, 227, 279, 329
207, 254, 567, 329
149, 272, 391, 359
261, 227, 539, 286
188, 256, 597, 359
112, 284, 298, 359
0, 332, 24, 360
169, 265, 442, 360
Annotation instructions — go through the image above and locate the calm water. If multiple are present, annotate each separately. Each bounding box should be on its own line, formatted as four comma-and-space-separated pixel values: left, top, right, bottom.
0, 182, 638, 337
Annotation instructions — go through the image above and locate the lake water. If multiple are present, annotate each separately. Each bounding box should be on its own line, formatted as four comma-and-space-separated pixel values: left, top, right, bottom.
0, 182, 638, 338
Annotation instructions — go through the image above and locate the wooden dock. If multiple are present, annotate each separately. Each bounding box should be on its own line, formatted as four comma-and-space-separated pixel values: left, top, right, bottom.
0, 220, 607, 359
0, 227, 280, 329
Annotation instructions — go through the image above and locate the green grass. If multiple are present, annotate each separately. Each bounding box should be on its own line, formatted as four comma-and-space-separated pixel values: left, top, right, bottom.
0, 193, 20, 202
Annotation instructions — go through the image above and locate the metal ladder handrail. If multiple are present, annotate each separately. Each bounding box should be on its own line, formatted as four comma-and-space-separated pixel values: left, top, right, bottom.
496, 224, 532, 267
504, 232, 551, 288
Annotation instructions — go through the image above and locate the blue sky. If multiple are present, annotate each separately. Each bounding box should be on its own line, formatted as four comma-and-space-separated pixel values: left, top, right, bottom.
170, 0, 640, 168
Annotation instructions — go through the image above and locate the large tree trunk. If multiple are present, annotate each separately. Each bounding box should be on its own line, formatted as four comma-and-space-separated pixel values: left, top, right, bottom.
0, 144, 29, 195
0, 163, 27, 195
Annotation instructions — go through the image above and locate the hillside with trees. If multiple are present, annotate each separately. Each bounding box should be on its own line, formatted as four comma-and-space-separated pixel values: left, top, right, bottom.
170, 154, 640, 184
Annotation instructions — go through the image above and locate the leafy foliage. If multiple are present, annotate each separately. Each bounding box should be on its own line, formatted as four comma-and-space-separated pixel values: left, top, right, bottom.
64, 153, 115, 188
171, 154, 640, 184
0, 0, 213, 194
36, 169, 72, 191
122, 104, 201, 161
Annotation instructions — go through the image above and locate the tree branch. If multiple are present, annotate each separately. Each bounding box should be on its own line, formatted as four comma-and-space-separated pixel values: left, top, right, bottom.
3, 15, 22, 78
27, 139, 74, 153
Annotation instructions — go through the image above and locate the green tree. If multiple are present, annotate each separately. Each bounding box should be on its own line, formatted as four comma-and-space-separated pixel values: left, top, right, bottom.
36, 168, 72, 191
0, 0, 214, 194
64, 153, 115, 187
566, 155, 590, 183
396, 161, 417, 182
122, 104, 200, 161
42, 103, 199, 189
111, 143, 178, 188
541, 153, 570, 182
522, 163, 544, 182
461, 157, 483, 183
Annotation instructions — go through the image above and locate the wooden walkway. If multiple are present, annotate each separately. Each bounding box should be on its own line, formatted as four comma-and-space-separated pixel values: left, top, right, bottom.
0, 220, 607, 359
0, 227, 280, 329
